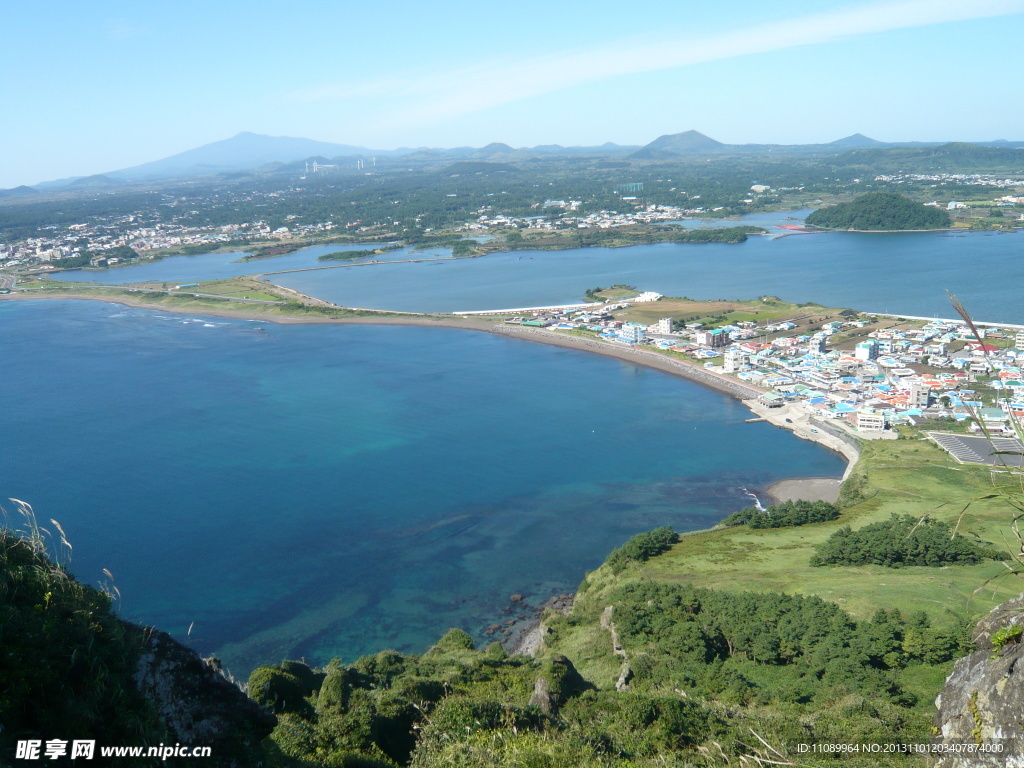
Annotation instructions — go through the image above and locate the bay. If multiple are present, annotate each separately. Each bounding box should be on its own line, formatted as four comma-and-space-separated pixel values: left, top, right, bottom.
0, 300, 844, 675
52, 243, 453, 285
269, 227, 1024, 321
51, 211, 1024, 324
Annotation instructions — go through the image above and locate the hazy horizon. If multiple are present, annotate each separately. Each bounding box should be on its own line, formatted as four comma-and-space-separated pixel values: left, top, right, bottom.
4, 0, 1024, 188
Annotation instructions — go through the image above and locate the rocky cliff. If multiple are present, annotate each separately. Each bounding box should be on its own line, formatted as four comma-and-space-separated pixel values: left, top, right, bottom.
133, 626, 277, 762
935, 594, 1024, 767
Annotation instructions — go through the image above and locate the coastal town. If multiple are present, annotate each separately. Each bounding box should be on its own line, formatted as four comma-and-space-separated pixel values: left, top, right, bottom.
0, 214, 339, 269
493, 291, 1024, 453
0, 200, 728, 271
3, 165, 1023, 272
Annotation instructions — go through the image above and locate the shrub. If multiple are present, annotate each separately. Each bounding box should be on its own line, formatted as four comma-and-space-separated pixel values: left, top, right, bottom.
606, 526, 678, 573
722, 500, 840, 529
428, 627, 475, 653
247, 667, 311, 715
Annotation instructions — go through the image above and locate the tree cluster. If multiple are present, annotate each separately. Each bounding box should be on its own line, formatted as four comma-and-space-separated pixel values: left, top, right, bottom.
671, 225, 763, 244
605, 527, 678, 574
609, 582, 969, 705
722, 499, 840, 529
805, 192, 950, 231
809, 514, 1002, 567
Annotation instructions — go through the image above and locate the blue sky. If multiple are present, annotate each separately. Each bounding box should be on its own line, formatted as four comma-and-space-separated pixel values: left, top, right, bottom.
3, 0, 1024, 188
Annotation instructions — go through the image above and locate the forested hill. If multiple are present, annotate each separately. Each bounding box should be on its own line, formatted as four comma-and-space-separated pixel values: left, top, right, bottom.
835, 142, 1024, 174
805, 191, 951, 231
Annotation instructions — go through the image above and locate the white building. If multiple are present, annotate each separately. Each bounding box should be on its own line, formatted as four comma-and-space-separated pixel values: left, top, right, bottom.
855, 341, 879, 361
632, 292, 662, 303
723, 348, 749, 373
658, 318, 673, 335
618, 323, 646, 343
856, 411, 886, 431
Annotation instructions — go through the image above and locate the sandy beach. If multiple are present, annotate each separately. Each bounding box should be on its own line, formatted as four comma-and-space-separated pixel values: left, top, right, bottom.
765, 477, 842, 505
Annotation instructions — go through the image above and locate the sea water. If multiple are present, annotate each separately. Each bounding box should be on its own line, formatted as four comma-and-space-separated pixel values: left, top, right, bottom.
0, 300, 843, 674
52, 243, 453, 285
52, 213, 1024, 322
268, 228, 1024, 320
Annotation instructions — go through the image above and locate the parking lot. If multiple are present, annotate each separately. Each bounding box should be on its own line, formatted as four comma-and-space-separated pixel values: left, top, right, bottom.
927, 432, 1024, 467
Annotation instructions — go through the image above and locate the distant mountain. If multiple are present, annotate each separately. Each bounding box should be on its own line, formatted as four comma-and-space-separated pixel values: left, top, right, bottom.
476, 142, 515, 154
835, 142, 1024, 173
529, 142, 636, 156
69, 174, 123, 188
828, 133, 886, 148
0, 185, 38, 198
630, 130, 725, 159
631, 130, 897, 158
13, 132, 1024, 193
106, 132, 383, 181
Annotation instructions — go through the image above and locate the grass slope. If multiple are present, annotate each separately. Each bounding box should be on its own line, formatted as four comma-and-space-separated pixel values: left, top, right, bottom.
549, 435, 1021, 695
640, 437, 1018, 624
535, 435, 1024, 763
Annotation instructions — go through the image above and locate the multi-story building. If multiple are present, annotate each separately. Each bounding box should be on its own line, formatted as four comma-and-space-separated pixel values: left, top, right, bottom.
855, 341, 879, 361
723, 348, 749, 373
696, 328, 728, 348
618, 323, 646, 344
856, 410, 886, 431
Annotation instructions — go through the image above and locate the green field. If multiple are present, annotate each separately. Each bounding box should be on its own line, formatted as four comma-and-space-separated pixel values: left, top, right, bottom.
606, 294, 830, 328
542, 434, 1024, 740
569, 435, 1022, 635
18, 278, 400, 320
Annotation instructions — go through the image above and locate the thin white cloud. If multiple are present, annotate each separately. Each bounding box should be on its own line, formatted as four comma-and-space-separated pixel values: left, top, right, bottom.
288, 0, 1024, 129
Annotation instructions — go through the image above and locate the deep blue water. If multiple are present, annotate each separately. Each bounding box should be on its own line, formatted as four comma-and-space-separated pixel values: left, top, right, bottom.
0, 300, 843, 674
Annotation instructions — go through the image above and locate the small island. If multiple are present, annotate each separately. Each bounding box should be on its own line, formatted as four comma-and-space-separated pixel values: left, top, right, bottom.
805, 191, 951, 231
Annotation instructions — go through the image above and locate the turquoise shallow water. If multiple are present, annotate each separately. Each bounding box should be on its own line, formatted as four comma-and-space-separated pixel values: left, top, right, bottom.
0, 300, 843, 674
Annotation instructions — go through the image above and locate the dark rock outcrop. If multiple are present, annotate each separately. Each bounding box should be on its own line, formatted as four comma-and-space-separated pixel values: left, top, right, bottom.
934, 594, 1024, 767
528, 654, 589, 714
133, 626, 276, 758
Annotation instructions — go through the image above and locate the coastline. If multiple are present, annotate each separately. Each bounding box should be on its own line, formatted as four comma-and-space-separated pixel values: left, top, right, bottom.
5, 291, 857, 660
2, 291, 857, 479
